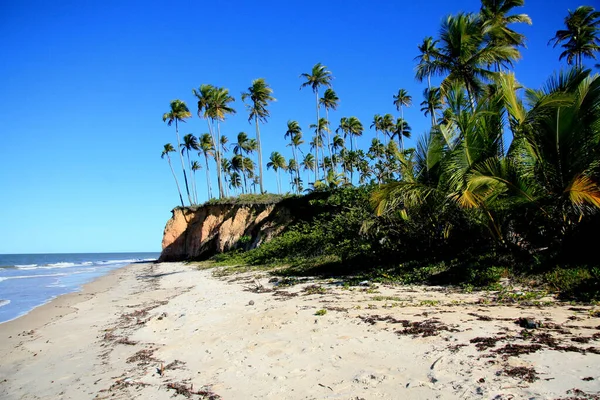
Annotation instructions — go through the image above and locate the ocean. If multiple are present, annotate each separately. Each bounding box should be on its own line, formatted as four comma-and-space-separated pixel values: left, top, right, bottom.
0, 252, 160, 324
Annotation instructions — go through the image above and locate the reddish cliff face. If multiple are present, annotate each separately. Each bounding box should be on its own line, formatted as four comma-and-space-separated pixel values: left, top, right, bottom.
159, 203, 292, 261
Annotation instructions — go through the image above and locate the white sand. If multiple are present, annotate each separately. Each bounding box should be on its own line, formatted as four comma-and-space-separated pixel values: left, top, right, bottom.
1, 261, 599, 399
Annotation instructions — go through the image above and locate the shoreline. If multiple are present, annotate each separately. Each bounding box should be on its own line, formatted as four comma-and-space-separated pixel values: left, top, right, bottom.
1, 261, 599, 399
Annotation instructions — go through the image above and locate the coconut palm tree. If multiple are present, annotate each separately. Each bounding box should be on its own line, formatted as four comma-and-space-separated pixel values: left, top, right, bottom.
198, 133, 214, 200
181, 133, 199, 204
380, 113, 396, 146
233, 132, 256, 193
392, 118, 412, 151
309, 117, 329, 179
421, 87, 444, 128
267, 151, 287, 194
301, 63, 333, 162
393, 89, 412, 149
346, 116, 364, 152
162, 100, 193, 205
161, 143, 185, 208
480, 0, 531, 53
221, 158, 232, 198
415, 37, 439, 89
241, 78, 276, 195
370, 114, 383, 142
195, 85, 235, 198
430, 13, 521, 104
550, 5, 600, 69
285, 120, 303, 189
288, 158, 299, 193
191, 161, 201, 202
301, 153, 315, 188
319, 88, 339, 159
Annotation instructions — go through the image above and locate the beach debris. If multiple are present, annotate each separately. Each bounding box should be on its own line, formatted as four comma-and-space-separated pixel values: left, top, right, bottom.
493, 343, 542, 357
166, 382, 221, 399
582, 377, 594, 381
126, 349, 158, 365
248, 300, 255, 306
500, 366, 539, 383
516, 317, 539, 329
470, 336, 503, 351
557, 388, 600, 399
359, 280, 370, 286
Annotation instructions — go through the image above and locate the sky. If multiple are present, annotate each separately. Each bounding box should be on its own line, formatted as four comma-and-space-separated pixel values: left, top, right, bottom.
0, 0, 592, 254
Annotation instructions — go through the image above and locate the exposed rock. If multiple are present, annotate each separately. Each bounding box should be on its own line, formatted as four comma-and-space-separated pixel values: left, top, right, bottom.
159, 202, 293, 261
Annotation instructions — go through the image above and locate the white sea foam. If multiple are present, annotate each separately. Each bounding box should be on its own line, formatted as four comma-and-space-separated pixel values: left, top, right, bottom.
14, 264, 38, 268
0, 299, 10, 307
0, 273, 67, 281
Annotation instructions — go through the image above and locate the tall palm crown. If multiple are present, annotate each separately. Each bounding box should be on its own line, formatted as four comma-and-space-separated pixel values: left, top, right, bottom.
393, 89, 412, 113
480, 0, 532, 48
161, 143, 176, 159
550, 5, 600, 69
421, 87, 444, 127
430, 13, 521, 101
319, 88, 339, 113
415, 37, 440, 88
300, 63, 333, 94
241, 78, 276, 194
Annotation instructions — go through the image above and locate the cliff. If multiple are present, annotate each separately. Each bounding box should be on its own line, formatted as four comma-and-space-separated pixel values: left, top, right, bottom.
159, 202, 294, 262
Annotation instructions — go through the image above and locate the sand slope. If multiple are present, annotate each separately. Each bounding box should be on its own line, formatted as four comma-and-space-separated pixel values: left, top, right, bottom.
1, 262, 599, 399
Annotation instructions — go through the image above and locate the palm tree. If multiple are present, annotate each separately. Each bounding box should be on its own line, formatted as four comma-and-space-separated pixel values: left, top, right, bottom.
194, 85, 236, 199
309, 117, 329, 179
233, 132, 257, 193
319, 88, 339, 160
288, 158, 299, 193
415, 37, 439, 89
162, 100, 192, 205
221, 158, 232, 197
181, 133, 199, 204
370, 114, 383, 142
193, 85, 219, 197
480, 0, 531, 52
430, 13, 521, 104
301, 63, 333, 164
241, 78, 276, 194
380, 114, 396, 146
191, 161, 201, 202
267, 151, 287, 194
198, 133, 214, 200
550, 5, 600, 69
393, 89, 412, 149
161, 143, 185, 208
421, 87, 443, 128
346, 116, 364, 152
229, 171, 242, 194
285, 120, 303, 189
301, 153, 315, 188
392, 118, 412, 151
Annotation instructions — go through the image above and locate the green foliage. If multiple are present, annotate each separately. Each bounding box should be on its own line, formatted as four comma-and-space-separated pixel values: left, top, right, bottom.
545, 267, 600, 302
314, 309, 327, 316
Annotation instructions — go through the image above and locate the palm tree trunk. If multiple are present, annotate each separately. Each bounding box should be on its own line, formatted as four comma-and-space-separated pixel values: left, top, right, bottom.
315, 90, 320, 180
255, 116, 264, 194
241, 157, 247, 194
185, 149, 196, 204
215, 122, 225, 198
400, 107, 405, 151
203, 154, 212, 200
325, 109, 333, 165
292, 145, 300, 194
175, 120, 193, 205
167, 155, 185, 208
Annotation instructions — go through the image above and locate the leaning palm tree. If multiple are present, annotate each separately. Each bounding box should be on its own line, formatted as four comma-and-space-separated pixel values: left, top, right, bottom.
319, 88, 339, 159
285, 120, 303, 189
266, 151, 287, 194
198, 133, 214, 199
161, 143, 185, 208
550, 5, 600, 69
241, 78, 276, 194
163, 100, 193, 205
393, 89, 412, 149
181, 133, 199, 204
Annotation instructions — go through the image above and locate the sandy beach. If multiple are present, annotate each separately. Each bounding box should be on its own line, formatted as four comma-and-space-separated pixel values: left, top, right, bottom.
0, 261, 599, 399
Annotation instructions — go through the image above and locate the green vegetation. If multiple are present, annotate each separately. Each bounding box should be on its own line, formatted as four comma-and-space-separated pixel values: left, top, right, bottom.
166, 2, 600, 301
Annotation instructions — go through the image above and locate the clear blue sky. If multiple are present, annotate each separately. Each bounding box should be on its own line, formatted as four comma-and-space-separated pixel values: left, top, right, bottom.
0, 0, 590, 254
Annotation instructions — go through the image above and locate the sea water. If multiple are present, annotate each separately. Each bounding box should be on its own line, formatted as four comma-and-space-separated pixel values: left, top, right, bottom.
0, 252, 160, 324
